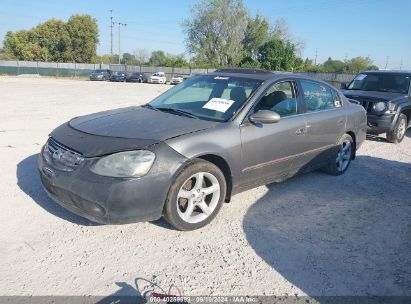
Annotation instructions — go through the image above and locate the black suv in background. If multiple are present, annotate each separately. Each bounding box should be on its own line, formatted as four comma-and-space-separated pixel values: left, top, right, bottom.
89, 69, 112, 81
342, 70, 411, 143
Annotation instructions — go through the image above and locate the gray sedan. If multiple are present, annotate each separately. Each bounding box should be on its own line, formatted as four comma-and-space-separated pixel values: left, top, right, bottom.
38, 68, 367, 230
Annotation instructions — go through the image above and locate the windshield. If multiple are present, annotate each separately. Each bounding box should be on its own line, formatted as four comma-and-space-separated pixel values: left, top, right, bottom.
149, 75, 263, 122
348, 73, 410, 94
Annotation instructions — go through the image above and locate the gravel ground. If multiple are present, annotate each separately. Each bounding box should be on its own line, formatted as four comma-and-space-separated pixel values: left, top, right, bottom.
0, 76, 410, 297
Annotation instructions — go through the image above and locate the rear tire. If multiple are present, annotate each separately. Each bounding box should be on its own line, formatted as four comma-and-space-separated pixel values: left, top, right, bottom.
323, 134, 354, 176
164, 159, 226, 231
386, 114, 407, 144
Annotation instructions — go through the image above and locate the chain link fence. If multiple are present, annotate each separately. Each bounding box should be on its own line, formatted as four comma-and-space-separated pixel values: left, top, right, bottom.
0, 60, 356, 87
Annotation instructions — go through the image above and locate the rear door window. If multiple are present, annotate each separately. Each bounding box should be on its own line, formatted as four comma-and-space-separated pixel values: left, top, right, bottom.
300, 80, 339, 112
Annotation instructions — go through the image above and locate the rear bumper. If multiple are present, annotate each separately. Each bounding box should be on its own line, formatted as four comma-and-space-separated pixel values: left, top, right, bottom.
38, 143, 187, 224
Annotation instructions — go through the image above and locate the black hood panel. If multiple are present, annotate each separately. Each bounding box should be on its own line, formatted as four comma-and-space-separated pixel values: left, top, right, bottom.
50, 106, 217, 157
342, 90, 403, 101
69, 106, 217, 140
50, 123, 157, 157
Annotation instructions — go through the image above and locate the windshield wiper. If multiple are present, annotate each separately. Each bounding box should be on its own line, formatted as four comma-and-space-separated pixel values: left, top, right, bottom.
143, 104, 158, 111
156, 107, 199, 119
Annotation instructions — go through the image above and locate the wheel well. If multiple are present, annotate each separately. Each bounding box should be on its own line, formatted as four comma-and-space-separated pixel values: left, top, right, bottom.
346, 131, 356, 159
197, 154, 233, 202
401, 108, 411, 124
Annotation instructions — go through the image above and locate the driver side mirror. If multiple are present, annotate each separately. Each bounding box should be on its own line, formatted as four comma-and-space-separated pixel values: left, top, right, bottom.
340, 82, 348, 90
249, 110, 281, 124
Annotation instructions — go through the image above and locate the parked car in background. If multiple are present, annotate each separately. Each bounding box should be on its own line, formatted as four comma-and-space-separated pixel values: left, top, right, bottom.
342, 70, 411, 143
110, 71, 128, 82
170, 75, 185, 85
89, 69, 112, 81
39, 68, 366, 231
127, 72, 147, 83
149, 72, 167, 84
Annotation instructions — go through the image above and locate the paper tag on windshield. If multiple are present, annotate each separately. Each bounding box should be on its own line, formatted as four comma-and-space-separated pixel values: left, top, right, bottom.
355, 74, 366, 81
203, 98, 235, 112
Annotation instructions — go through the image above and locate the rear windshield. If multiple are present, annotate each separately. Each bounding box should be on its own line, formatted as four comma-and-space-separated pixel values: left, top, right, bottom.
149, 75, 263, 122
348, 73, 410, 94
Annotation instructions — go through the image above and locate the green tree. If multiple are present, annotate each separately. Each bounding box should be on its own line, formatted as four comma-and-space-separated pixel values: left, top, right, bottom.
242, 14, 270, 60
66, 15, 99, 62
121, 53, 137, 65
3, 15, 98, 63
345, 56, 378, 73
0, 48, 7, 60
183, 0, 248, 66
168, 55, 189, 67
257, 38, 299, 71
149, 50, 167, 66
321, 57, 346, 73
33, 18, 72, 61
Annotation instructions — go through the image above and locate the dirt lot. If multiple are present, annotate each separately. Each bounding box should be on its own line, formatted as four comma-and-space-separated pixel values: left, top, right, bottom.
0, 76, 410, 297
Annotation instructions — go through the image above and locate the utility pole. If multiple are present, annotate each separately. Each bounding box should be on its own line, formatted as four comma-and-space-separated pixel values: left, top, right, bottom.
314, 48, 318, 65
384, 56, 389, 69
109, 10, 113, 64
115, 22, 127, 64
400, 59, 403, 70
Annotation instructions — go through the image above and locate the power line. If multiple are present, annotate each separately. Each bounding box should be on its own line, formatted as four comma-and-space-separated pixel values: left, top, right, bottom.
384, 56, 389, 69
109, 10, 113, 64
114, 22, 127, 64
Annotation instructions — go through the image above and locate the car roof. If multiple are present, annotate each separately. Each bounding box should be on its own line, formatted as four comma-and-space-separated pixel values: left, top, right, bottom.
209, 68, 333, 84
362, 70, 411, 76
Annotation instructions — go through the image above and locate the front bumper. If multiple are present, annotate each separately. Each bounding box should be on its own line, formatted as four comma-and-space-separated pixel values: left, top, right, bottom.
38, 142, 187, 224
366, 113, 396, 134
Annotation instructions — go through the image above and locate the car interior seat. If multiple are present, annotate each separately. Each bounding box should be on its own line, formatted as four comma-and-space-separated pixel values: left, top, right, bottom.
258, 91, 287, 111
230, 87, 247, 103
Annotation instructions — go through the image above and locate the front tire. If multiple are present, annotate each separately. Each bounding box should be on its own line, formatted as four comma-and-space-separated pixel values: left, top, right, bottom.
323, 134, 354, 176
386, 114, 407, 144
164, 159, 226, 231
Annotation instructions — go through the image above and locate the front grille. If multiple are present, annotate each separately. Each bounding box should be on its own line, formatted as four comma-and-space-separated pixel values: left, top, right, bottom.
43, 138, 84, 171
351, 97, 374, 112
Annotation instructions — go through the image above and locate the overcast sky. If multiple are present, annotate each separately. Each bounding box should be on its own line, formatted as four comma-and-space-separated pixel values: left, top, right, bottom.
0, 0, 410, 69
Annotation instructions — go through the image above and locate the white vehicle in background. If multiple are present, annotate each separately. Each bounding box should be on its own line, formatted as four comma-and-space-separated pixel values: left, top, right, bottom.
149, 72, 167, 84
170, 75, 185, 85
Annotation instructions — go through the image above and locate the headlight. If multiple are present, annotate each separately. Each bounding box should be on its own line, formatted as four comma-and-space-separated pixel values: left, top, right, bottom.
373, 101, 386, 112
91, 150, 155, 177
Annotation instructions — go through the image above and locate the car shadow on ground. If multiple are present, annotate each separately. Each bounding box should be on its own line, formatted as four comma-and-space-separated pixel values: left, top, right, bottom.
406, 128, 411, 138
366, 133, 389, 143
16, 154, 98, 226
243, 155, 411, 296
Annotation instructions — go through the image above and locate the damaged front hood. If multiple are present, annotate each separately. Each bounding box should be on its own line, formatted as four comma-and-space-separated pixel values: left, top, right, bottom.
342, 90, 404, 101
50, 106, 218, 157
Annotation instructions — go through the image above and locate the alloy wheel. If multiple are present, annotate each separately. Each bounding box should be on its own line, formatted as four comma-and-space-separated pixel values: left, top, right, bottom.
398, 118, 406, 139
336, 140, 352, 172
176, 172, 220, 224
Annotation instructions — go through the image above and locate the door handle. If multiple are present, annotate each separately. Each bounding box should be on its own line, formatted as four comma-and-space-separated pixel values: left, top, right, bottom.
295, 128, 306, 135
